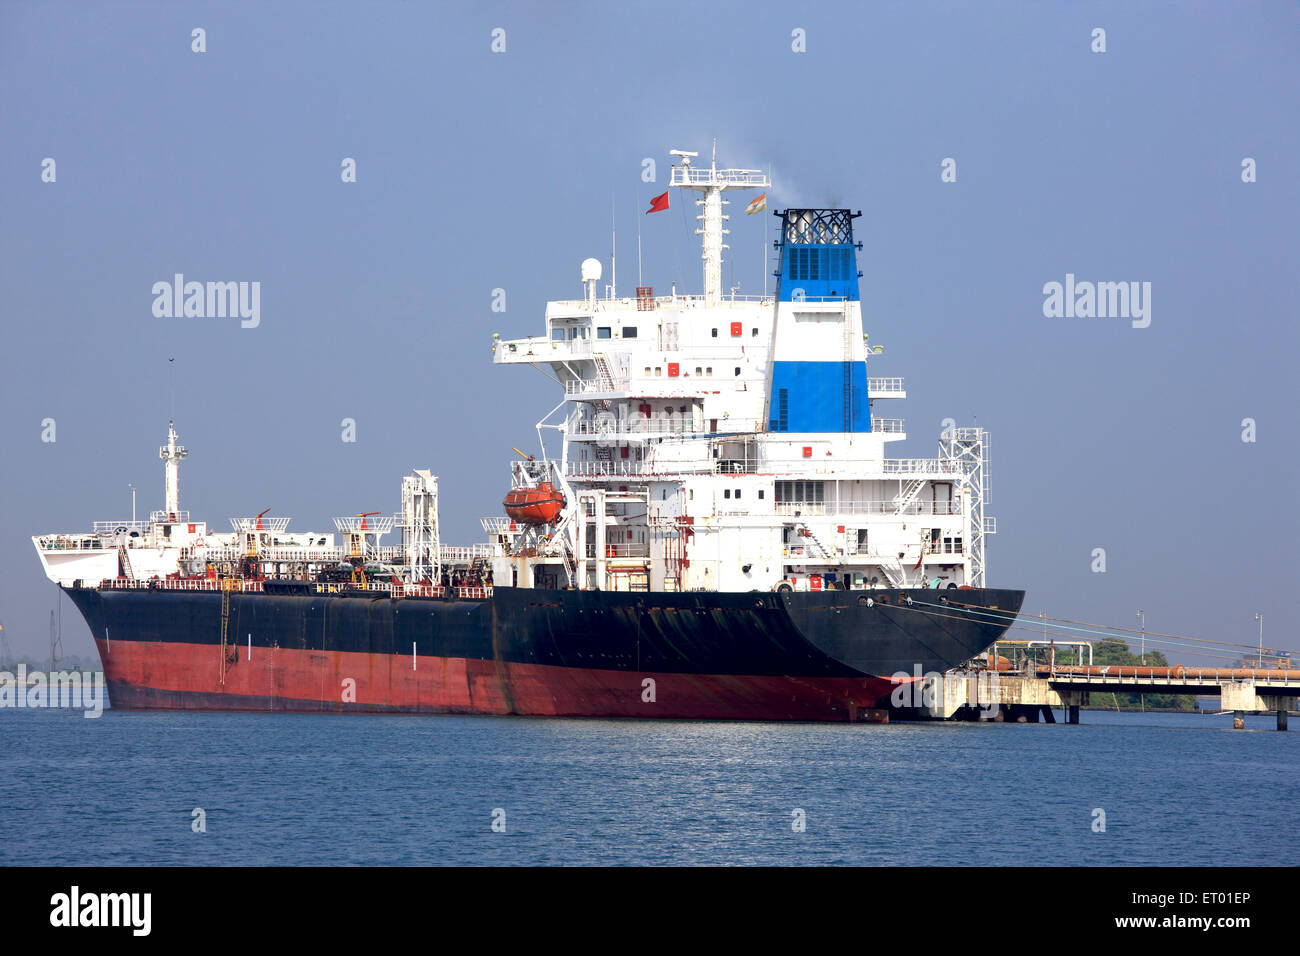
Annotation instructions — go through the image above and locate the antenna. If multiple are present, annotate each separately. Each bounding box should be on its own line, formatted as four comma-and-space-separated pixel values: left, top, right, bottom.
610, 198, 616, 300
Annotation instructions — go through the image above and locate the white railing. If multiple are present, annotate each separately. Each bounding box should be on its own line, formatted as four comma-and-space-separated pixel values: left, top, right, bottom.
550, 293, 774, 310
882, 459, 966, 475
498, 336, 589, 359
567, 459, 665, 477
867, 377, 903, 392
872, 418, 906, 433
91, 520, 155, 535
585, 542, 650, 559
774, 500, 962, 517
670, 166, 769, 188
566, 378, 628, 395
147, 511, 190, 524
229, 516, 292, 532
257, 547, 346, 562
924, 540, 965, 554
89, 576, 497, 600
480, 516, 514, 534
97, 577, 267, 593
567, 418, 764, 438
38, 535, 112, 551
439, 545, 492, 563
567, 457, 949, 479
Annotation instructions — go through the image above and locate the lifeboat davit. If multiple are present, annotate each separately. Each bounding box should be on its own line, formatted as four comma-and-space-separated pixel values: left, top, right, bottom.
503, 482, 565, 525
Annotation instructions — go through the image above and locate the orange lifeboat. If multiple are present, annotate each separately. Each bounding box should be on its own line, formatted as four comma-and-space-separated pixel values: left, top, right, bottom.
503, 482, 565, 525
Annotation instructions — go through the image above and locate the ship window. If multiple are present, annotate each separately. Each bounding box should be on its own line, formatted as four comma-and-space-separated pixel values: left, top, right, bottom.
623, 326, 637, 338
689, 489, 694, 500
734, 367, 741, 376
655, 367, 662, 376
597, 327, 612, 339
752, 327, 759, 336
552, 329, 565, 341
706, 367, 712, 376
775, 481, 825, 505
724, 489, 731, 499
644, 367, 651, 375
758, 490, 764, 499
734, 489, 742, 499
695, 367, 702, 376
711, 328, 718, 337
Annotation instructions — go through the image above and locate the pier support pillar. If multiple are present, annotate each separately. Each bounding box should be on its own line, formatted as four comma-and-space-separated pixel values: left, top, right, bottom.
1232, 712, 1245, 730
1279, 710, 1289, 732
1067, 705, 1079, 724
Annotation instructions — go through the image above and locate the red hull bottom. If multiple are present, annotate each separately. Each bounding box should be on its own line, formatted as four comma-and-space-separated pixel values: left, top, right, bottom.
94, 639, 893, 722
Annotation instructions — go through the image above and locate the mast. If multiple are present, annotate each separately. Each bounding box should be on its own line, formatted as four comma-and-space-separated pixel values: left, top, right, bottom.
160, 420, 187, 517
669, 147, 769, 306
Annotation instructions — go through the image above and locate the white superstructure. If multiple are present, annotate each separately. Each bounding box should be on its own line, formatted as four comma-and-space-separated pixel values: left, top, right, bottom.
488, 148, 996, 594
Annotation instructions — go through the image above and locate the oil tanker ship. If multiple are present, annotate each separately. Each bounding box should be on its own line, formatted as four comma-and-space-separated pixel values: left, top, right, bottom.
34, 149, 1024, 721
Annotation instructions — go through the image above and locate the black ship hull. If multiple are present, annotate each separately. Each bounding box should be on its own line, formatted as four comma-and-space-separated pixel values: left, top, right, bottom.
64, 585, 1024, 721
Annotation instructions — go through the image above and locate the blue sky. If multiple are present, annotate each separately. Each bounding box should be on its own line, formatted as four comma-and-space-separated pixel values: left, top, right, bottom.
1, 1, 1296, 664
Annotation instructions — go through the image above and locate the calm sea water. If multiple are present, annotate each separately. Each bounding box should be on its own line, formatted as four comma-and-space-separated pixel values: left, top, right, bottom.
0, 707, 1294, 866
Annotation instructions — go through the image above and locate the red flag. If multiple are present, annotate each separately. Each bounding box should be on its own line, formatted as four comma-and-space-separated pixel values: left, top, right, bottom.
646, 190, 669, 214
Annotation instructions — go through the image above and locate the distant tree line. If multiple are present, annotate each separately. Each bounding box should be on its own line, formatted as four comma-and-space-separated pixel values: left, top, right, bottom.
0, 652, 103, 673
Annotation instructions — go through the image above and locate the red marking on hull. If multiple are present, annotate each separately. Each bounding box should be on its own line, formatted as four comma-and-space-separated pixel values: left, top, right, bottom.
93, 639, 893, 722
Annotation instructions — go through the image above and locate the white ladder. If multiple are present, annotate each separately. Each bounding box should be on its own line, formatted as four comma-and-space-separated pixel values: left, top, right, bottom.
893, 478, 926, 514
590, 355, 616, 409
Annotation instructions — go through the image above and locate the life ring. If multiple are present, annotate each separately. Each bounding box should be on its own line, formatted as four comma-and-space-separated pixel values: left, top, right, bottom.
193, 537, 206, 549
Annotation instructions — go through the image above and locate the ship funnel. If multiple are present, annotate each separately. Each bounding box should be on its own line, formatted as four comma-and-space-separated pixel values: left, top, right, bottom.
767, 208, 871, 434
